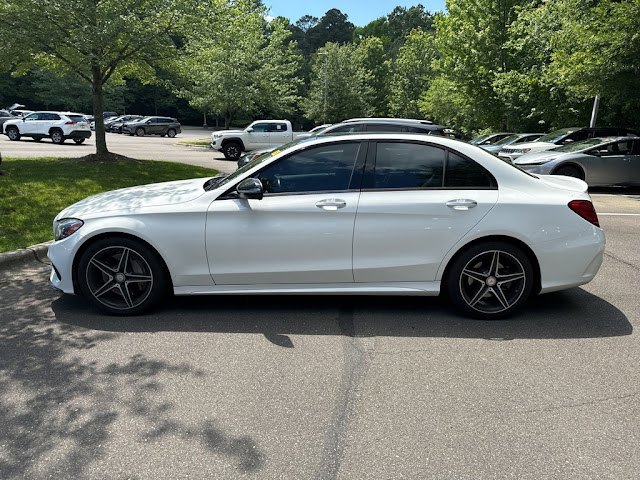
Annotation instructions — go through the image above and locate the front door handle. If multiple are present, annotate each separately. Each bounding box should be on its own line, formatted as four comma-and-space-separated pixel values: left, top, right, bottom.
446, 199, 478, 210
316, 199, 347, 211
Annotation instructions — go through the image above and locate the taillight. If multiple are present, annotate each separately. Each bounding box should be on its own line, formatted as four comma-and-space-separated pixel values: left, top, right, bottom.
66, 120, 74, 124
568, 200, 600, 227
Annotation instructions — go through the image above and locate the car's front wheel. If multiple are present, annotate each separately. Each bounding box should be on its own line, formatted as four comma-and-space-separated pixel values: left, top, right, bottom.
77, 236, 169, 315
223, 142, 242, 161
6, 127, 20, 141
135, 127, 145, 137
553, 165, 584, 180
446, 241, 534, 319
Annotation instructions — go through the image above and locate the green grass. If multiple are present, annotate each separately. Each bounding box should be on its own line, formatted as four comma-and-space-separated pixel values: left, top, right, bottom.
0, 158, 217, 252
176, 140, 211, 146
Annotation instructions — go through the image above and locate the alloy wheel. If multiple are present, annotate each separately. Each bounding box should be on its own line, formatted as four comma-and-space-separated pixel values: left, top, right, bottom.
85, 246, 154, 311
458, 249, 527, 315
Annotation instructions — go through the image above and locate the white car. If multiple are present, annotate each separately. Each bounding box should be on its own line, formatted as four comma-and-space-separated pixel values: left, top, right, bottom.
48, 134, 605, 319
3, 111, 91, 144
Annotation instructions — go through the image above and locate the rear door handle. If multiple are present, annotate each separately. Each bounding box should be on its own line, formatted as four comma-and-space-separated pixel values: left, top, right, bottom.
446, 199, 478, 210
316, 199, 347, 211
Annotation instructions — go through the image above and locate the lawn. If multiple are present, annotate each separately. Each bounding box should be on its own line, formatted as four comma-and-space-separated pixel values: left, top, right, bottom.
0, 157, 217, 252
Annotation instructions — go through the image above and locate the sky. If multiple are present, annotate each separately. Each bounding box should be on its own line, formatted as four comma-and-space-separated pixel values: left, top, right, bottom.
265, 1, 447, 28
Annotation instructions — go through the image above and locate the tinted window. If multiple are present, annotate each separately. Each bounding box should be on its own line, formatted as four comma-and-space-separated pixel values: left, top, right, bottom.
563, 130, 590, 144
632, 140, 640, 155
445, 152, 495, 188
268, 123, 288, 132
373, 142, 444, 189
24, 113, 39, 121
326, 124, 362, 134
68, 115, 86, 122
256, 142, 361, 194
366, 123, 403, 133
251, 123, 268, 132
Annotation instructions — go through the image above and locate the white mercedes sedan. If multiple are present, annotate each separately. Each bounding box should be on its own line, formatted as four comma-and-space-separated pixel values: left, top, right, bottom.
48, 134, 605, 319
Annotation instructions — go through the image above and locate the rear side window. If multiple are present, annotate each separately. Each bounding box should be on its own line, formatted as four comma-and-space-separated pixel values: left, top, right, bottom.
326, 124, 362, 134
368, 142, 495, 190
365, 123, 404, 133
67, 115, 86, 122
372, 142, 445, 188
445, 152, 495, 187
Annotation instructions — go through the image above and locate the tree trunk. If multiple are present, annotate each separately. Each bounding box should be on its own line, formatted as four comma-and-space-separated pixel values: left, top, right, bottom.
92, 65, 109, 155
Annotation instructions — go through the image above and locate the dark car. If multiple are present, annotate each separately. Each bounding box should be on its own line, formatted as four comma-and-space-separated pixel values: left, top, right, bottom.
122, 116, 181, 137
105, 115, 143, 133
0, 109, 15, 131
470, 132, 515, 145
319, 118, 448, 136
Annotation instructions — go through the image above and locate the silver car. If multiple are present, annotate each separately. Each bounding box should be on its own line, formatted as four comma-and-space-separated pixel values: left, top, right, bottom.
514, 136, 640, 186
481, 133, 544, 154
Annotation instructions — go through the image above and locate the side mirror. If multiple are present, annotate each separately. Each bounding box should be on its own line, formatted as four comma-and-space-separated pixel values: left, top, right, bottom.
146, 120, 151, 124
237, 178, 263, 200
246, 127, 254, 133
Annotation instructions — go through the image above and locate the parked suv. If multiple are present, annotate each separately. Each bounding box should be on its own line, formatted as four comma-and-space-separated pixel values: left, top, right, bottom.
2, 111, 91, 144
122, 116, 181, 137
319, 118, 447, 136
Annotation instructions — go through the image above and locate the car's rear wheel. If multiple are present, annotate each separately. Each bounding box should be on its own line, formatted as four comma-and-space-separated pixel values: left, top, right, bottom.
223, 142, 242, 161
553, 165, 584, 180
50, 129, 65, 144
77, 236, 169, 315
74, 138, 85, 144
446, 241, 534, 319
6, 127, 20, 141
135, 127, 145, 137
166, 128, 177, 138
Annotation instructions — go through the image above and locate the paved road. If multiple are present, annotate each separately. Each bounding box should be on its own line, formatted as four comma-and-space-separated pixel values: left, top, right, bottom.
0, 128, 237, 173
1, 195, 638, 479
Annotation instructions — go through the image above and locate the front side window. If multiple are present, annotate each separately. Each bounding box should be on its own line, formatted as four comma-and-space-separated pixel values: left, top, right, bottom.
326, 124, 362, 134
366, 123, 403, 133
24, 113, 39, 121
250, 123, 268, 132
255, 142, 361, 194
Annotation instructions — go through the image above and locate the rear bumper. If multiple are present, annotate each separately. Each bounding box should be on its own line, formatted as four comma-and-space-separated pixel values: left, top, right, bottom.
66, 130, 92, 139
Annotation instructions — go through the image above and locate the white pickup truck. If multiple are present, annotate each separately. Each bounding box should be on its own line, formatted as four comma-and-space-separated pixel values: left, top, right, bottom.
211, 120, 308, 160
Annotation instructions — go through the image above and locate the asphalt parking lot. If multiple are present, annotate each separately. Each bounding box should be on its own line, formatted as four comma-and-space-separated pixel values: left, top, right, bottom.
1, 134, 639, 478
0, 127, 236, 173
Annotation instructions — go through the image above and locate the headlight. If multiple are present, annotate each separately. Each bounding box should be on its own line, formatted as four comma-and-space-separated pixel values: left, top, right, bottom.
54, 218, 84, 240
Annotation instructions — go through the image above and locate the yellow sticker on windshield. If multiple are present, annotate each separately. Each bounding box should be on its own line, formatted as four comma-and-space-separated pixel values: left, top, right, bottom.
271, 150, 280, 156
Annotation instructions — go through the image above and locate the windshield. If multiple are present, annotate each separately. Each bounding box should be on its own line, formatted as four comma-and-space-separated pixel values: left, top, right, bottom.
538, 128, 575, 143
553, 137, 606, 153
493, 134, 519, 146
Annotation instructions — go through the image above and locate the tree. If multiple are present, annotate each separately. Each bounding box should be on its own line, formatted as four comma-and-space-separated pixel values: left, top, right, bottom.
303, 43, 369, 124
0, 0, 221, 156
354, 37, 391, 116
390, 29, 437, 119
306, 9, 356, 51
178, 10, 302, 128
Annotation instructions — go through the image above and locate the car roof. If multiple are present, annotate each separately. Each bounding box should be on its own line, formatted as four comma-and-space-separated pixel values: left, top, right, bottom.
343, 117, 434, 125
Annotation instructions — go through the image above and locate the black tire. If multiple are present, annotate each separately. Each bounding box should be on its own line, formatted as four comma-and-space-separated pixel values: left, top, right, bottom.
553, 165, 583, 180
135, 127, 145, 137
74, 138, 85, 144
50, 129, 65, 144
223, 141, 242, 161
166, 128, 177, 138
445, 241, 534, 319
6, 127, 20, 141
76, 236, 170, 315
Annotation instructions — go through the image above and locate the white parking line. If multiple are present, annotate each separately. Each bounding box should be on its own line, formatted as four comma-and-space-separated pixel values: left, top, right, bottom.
598, 213, 640, 216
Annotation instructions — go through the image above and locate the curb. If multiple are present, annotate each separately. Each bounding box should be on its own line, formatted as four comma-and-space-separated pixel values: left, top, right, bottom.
0, 241, 53, 269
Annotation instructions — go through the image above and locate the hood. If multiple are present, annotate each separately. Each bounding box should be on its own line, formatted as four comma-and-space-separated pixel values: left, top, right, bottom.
57, 178, 209, 219
502, 141, 556, 153
212, 129, 244, 137
536, 174, 588, 193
